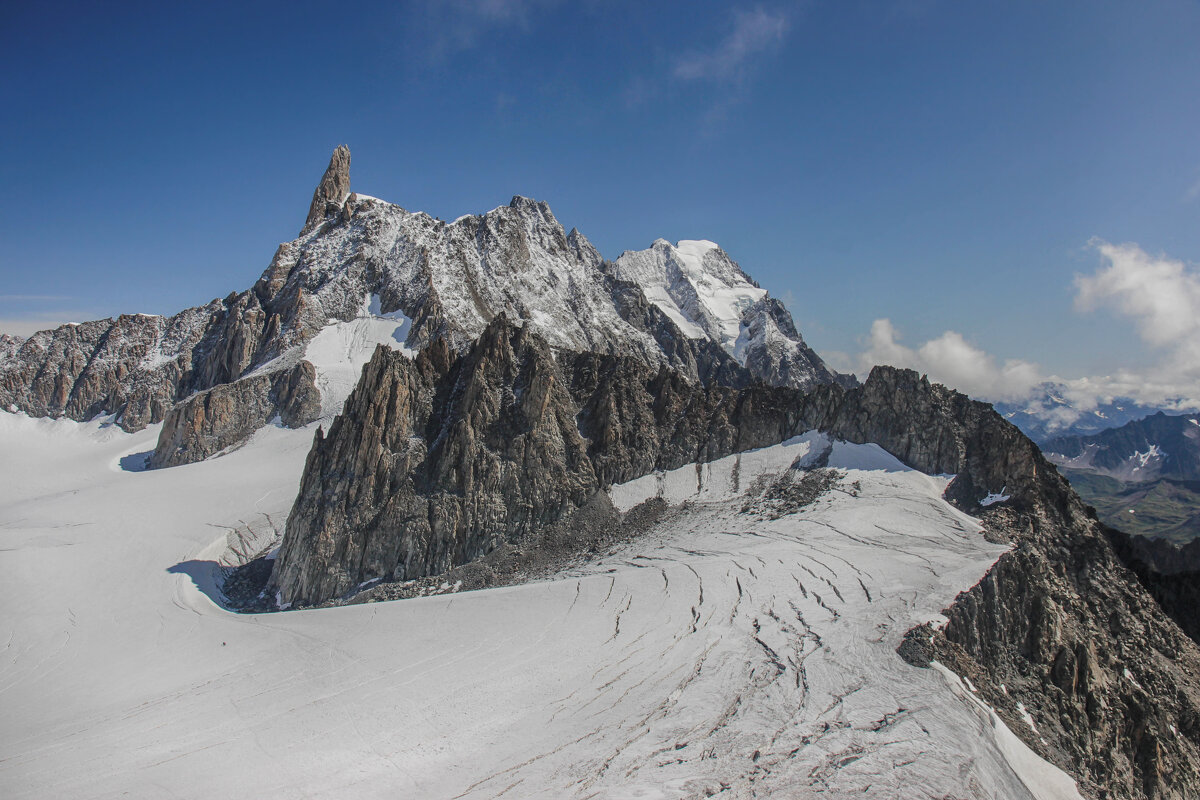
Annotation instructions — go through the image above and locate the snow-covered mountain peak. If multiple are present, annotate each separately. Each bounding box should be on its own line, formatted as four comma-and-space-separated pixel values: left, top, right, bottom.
271, 183, 659, 363
610, 238, 768, 345
268, 149, 846, 391
0, 146, 848, 449
606, 236, 849, 389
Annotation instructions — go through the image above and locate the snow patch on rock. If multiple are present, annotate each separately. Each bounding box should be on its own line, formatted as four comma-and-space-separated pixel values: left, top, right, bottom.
303, 294, 416, 417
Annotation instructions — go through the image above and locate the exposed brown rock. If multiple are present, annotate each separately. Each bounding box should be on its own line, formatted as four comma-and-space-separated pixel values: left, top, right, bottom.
271, 316, 803, 607
149, 360, 320, 468
0, 333, 23, 364
273, 347, 1200, 798
301, 145, 351, 235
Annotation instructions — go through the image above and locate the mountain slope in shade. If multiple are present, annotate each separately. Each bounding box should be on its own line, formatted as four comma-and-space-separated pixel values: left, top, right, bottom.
1063, 469, 1200, 545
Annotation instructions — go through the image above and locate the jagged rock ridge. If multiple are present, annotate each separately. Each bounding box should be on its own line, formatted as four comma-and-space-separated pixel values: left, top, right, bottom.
797, 370, 1200, 800
272, 315, 804, 606
274, 328, 1200, 798
0, 146, 848, 465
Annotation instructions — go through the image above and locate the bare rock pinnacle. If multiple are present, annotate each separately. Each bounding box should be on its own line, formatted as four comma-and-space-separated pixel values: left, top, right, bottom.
302, 145, 351, 235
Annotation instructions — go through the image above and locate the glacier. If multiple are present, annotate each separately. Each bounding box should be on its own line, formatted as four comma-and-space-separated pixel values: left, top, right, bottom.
0, 409, 1082, 799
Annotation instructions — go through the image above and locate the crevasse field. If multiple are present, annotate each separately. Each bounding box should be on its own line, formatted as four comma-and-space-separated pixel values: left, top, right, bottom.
0, 316, 1085, 799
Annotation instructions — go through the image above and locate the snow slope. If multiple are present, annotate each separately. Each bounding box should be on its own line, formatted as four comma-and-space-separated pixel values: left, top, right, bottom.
610, 238, 767, 355
609, 238, 840, 388
303, 294, 416, 417
0, 413, 1082, 799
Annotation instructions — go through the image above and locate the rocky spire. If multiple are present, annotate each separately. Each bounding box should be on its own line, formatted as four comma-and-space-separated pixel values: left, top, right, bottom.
301, 145, 351, 235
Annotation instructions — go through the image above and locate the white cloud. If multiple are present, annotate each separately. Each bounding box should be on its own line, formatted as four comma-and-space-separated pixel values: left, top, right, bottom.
673, 7, 790, 82
858, 319, 1042, 401
1075, 239, 1200, 351
851, 240, 1200, 416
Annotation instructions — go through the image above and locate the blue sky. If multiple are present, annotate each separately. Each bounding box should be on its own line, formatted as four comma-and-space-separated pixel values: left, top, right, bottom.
2, 1, 1199, 403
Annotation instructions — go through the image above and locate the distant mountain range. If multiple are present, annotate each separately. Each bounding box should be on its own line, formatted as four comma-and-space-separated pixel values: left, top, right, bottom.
993, 383, 1190, 443
1038, 411, 1200, 546
1043, 411, 1200, 483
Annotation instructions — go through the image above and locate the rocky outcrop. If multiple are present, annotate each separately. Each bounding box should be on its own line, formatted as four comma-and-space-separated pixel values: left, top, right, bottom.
272, 316, 806, 607
0, 334, 22, 365
932, 507, 1200, 800
272, 319, 594, 605
796, 366, 1051, 509
798, 369, 1200, 800
149, 361, 320, 468
0, 287, 303, 438
0, 308, 215, 431
302, 145, 351, 235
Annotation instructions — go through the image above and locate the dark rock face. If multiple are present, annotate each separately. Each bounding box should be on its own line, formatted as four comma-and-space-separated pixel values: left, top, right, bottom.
799, 371, 1200, 800
302, 145, 351, 235
272, 316, 805, 606
796, 366, 1053, 510
1105, 525, 1200, 646
149, 360, 320, 469
1106, 530, 1200, 576
272, 343, 1200, 796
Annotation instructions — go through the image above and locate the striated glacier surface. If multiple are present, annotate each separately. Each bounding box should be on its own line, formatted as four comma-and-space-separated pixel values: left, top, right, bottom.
0, 411, 1081, 800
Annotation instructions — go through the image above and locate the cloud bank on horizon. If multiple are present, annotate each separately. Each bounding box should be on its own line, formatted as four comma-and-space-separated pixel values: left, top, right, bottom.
852, 240, 1200, 415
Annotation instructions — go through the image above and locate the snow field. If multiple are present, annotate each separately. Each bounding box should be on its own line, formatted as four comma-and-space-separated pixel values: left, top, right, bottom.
300, 293, 416, 418
0, 412, 1082, 799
